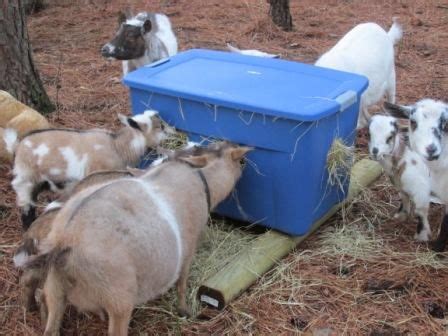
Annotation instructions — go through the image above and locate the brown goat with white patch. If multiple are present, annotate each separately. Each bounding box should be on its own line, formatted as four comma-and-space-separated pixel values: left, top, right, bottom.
6, 110, 169, 230
26, 142, 251, 336
14, 169, 144, 312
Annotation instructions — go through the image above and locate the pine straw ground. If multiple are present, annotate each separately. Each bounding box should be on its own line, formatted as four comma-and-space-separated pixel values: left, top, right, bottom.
1, 0, 448, 335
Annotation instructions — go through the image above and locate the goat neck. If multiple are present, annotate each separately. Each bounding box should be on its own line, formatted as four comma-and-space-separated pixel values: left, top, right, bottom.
112, 127, 146, 167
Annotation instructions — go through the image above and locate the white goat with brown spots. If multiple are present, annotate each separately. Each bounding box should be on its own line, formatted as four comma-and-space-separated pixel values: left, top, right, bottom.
23, 142, 251, 336
368, 114, 433, 241
6, 110, 168, 230
384, 99, 448, 251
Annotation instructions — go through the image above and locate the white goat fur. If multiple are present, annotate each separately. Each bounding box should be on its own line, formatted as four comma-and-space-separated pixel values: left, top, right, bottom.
226, 43, 279, 58
369, 115, 432, 241
315, 19, 402, 129
123, 13, 177, 75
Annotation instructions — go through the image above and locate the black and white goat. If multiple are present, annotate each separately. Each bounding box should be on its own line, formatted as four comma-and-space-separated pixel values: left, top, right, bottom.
101, 11, 178, 75
368, 114, 432, 241
384, 99, 448, 251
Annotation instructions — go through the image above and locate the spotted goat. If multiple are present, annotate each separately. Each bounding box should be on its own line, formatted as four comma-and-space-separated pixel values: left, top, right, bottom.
369, 114, 433, 241
101, 10, 178, 75
5, 110, 169, 229
384, 99, 448, 251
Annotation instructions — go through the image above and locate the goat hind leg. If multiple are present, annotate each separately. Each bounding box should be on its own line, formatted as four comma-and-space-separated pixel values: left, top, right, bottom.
42, 269, 66, 336
394, 192, 411, 221
432, 212, 448, 252
176, 255, 195, 317
386, 69, 396, 104
12, 178, 36, 230
107, 307, 132, 336
414, 207, 431, 242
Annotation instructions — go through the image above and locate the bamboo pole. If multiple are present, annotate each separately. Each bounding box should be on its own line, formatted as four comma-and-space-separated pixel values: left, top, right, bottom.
197, 159, 382, 309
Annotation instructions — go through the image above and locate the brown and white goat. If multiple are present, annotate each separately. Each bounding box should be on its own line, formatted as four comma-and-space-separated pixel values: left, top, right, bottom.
101, 11, 178, 75
14, 169, 144, 313
25, 142, 251, 336
368, 114, 433, 241
7, 110, 168, 230
385, 99, 448, 251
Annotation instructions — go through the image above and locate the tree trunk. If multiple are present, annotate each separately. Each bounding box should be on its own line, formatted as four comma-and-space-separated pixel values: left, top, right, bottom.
23, 0, 45, 14
268, 0, 293, 31
0, 0, 54, 114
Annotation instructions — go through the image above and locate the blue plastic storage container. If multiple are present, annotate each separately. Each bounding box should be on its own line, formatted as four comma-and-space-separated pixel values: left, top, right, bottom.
123, 49, 368, 236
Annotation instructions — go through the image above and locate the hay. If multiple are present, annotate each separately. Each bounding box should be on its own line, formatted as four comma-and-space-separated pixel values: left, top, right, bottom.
326, 138, 355, 193
315, 221, 384, 261
160, 129, 188, 150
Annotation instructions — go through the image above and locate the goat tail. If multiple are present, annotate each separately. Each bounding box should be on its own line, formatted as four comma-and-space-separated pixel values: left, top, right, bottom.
226, 43, 241, 53
388, 17, 403, 45
22, 246, 71, 274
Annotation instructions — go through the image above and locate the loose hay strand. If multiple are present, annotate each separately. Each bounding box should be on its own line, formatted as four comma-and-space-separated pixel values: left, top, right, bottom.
326, 137, 355, 193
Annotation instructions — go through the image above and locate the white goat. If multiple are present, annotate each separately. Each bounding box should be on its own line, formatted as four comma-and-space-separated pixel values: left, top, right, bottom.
315, 18, 402, 129
368, 114, 432, 241
6, 110, 168, 230
101, 11, 178, 75
226, 43, 279, 58
385, 99, 448, 251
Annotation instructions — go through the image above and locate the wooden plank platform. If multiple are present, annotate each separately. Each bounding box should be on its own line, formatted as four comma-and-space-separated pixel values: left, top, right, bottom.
197, 159, 382, 309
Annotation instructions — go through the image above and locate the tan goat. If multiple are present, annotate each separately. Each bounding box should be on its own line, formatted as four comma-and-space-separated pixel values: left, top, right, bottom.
25, 142, 251, 336
7, 110, 169, 230
14, 169, 144, 312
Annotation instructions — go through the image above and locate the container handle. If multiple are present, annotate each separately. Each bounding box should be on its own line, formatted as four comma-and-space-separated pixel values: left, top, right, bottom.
335, 90, 357, 112
145, 57, 171, 68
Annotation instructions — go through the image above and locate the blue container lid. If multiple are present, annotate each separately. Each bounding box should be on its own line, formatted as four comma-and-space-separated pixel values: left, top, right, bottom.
123, 49, 368, 122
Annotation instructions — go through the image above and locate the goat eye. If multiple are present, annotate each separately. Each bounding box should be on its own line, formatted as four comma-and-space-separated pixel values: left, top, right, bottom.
441, 119, 448, 132
386, 135, 393, 144
410, 120, 417, 131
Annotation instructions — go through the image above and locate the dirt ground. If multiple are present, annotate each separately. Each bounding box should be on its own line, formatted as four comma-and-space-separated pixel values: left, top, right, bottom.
1, 0, 448, 335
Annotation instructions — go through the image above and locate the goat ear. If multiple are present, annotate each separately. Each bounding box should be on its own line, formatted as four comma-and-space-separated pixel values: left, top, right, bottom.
127, 118, 142, 131
126, 167, 145, 177
142, 19, 152, 34
117, 11, 127, 25
179, 155, 208, 168
229, 146, 253, 161
384, 102, 414, 118
117, 113, 129, 126
124, 8, 133, 19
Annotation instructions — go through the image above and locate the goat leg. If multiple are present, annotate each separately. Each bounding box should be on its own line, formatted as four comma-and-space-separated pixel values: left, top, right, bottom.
432, 213, 448, 252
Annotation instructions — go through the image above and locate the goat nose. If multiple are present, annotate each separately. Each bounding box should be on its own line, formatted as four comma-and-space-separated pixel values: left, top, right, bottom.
372, 147, 378, 156
101, 44, 114, 56
427, 144, 437, 155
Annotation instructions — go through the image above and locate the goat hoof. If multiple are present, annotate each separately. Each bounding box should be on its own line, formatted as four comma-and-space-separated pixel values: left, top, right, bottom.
177, 307, 191, 318
414, 232, 430, 242
431, 241, 446, 253
21, 208, 36, 231
393, 212, 407, 221
24, 298, 38, 312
